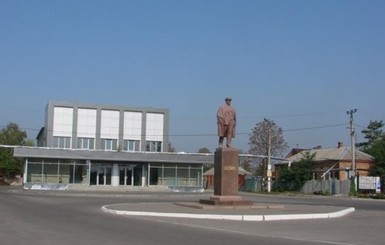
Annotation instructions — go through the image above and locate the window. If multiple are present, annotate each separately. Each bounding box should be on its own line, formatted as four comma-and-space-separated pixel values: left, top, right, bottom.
146, 141, 162, 152
53, 136, 71, 149
101, 138, 118, 151
77, 138, 95, 150
123, 140, 140, 152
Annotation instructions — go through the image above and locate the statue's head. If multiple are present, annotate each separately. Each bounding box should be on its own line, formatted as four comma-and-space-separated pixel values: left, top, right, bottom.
225, 97, 232, 105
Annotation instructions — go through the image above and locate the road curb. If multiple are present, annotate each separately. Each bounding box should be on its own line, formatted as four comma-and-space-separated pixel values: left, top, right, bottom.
101, 205, 355, 222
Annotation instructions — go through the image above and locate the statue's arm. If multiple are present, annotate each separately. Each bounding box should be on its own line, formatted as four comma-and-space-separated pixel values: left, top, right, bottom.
217, 108, 224, 124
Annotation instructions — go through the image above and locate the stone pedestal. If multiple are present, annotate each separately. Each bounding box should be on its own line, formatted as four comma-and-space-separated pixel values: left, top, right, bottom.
214, 147, 239, 196
200, 148, 252, 206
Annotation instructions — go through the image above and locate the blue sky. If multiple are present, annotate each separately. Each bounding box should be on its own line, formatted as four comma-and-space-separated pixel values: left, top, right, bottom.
1, 0, 384, 154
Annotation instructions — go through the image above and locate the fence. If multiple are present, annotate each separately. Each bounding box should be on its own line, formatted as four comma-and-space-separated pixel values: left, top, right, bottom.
244, 176, 264, 192
301, 180, 351, 195
245, 177, 351, 195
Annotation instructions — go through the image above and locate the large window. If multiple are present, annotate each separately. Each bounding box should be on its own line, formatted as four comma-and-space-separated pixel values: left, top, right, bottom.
149, 163, 203, 187
53, 107, 73, 141
146, 141, 162, 152
77, 108, 96, 139
53, 136, 71, 149
77, 137, 95, 150
123, 139, 140, 152
101, 138, 118, 151
26, 160, 88, 184
123, 111, 142, 152
145, 113, 164, 152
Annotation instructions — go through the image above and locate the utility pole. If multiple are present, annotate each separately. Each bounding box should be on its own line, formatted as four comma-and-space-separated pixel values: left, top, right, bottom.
346, 109, 357, 177
265, 119, 272, 193
267, 130, 272, 192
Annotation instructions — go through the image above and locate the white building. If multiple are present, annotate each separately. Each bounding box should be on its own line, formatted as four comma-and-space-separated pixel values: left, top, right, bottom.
13, 101, 213, 190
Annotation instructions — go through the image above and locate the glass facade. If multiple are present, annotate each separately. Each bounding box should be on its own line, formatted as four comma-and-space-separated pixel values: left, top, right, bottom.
26, 160, 89, 184
24, 159, 204, 188
149, 163, 203, 187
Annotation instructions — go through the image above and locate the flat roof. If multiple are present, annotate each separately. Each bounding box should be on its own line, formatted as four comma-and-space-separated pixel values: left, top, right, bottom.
13, 146, 214, 165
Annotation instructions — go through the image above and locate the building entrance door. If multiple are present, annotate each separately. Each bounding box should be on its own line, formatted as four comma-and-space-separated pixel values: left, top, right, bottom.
98, 166, 112, 185
119, 166, 133, 186
118, 164, 144, 186
133, 164, 143, 186
90, 166, 112, 185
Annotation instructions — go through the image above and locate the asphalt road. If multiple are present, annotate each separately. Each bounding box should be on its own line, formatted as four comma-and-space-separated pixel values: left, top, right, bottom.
1, 187, 385, 245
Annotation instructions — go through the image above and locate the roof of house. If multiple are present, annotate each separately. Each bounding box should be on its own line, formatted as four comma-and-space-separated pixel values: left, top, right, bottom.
285, 148, 307, 158
203, 167, 252, 176
284, 146, 374, 163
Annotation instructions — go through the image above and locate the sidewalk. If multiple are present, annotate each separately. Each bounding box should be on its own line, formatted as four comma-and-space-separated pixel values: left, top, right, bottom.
102, 201, 355, 222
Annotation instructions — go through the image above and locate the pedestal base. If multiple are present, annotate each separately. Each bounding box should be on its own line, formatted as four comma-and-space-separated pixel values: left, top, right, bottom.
214, 148, 239, 196
199, 195, 253, 206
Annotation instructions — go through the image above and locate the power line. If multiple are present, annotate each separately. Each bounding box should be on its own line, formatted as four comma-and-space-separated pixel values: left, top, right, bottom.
282, 123, 348, 132
1, 122, 350, 138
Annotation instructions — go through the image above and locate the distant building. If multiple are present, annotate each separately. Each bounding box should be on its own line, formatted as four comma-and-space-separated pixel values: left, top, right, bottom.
275, 142, 374, 180
203, 167, 252, 190
13, 101, 213, 190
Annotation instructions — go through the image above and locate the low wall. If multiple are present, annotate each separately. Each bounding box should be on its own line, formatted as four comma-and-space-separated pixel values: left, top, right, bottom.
302, 180, 350, 195
24, 183, 70, 190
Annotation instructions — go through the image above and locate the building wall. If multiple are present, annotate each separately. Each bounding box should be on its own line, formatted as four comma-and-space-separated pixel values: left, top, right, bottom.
20, 102, 210, 189
339, 161, 351, 180
357, 161, 373, 177
43, 101, 169, 152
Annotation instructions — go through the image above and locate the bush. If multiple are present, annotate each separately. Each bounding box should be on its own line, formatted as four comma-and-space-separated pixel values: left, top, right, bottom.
275, 152, 314, 192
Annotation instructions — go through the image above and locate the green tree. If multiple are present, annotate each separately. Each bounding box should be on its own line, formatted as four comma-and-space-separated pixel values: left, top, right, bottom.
248, 119, 288, 176
365, 139, 385, 190
360, 120, 385, 191
359, 120, 384, 149
275, 152, 315, 191
197, 147, 211, 154
0, 123, 33, 177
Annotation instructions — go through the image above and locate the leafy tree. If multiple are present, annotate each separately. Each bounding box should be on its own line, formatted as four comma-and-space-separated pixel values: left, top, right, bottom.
248, 119, 288, 176
359, 120, 385, 191
197, 147, 211, 154
364, 138, 385, 191
274, 152, 315, 191
0, 123, 33, 178
0, 123, 28, 145
359, 120, 384, 149
366, 140, 385, 176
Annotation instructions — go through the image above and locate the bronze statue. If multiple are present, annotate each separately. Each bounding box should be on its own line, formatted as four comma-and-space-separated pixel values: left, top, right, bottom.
217, 97, 236, 148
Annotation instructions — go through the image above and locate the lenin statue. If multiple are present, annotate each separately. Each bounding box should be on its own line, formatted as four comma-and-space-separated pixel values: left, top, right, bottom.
217, 97, 236, 148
